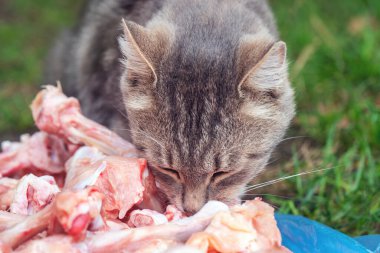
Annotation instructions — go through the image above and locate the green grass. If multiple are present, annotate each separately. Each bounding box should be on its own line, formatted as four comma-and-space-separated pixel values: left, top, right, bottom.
263, 0, 380, 236
0, 0, 379, 236
0, 0, 83, 133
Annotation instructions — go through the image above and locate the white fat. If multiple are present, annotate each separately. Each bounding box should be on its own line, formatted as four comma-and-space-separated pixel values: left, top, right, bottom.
73, 161, 107, 190
20, 134, 31, 143
1, 140, 23, 152
40, 175, 57, 185
90, 215, 105, 231
193, 201, 229, 218
10, 174, 60, 215
1, 141, 11, 151
130, 209, 168, 226
175, 201, 229, 225
142, 167, 149, 179
95, 200, 102, 211
165, 246, 203, 253
70, 146, 105, 164
76, 203, 90, 214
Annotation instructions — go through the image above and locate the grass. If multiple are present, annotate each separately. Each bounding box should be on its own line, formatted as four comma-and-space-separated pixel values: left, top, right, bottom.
0, 0, 83, 133
263, 0, 380, 236
0, 0, 379, 236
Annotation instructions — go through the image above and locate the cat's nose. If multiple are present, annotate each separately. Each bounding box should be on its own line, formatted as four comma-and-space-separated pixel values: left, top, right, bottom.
183, 206, 199, 216
183, 194, 205, 215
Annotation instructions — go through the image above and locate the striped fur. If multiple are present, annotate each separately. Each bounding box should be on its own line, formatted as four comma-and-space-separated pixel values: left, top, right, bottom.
44, 0, 295, 214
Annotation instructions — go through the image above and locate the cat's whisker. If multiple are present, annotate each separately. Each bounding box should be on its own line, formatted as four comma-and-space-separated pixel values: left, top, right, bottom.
277, 135, 309, 145
242, 193, 292, 199
266, 157, 280, 166
243, 166, 337, 193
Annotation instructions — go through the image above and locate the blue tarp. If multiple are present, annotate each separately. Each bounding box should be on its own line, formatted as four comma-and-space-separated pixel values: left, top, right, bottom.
275, 214, 380, 253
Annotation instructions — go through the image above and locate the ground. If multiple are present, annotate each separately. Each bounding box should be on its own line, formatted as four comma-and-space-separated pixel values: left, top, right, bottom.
0, 0, 379, 236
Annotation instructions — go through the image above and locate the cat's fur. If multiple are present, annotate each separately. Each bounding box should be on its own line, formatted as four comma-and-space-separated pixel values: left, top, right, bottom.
44, 0, 295, 214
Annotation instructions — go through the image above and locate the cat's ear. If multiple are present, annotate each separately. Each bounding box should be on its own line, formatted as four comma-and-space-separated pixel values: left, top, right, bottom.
238, 41, 288, 99
119, 19, 158, 88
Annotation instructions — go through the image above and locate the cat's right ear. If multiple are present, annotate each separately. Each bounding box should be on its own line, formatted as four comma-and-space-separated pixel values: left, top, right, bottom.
119, 19, 158, 89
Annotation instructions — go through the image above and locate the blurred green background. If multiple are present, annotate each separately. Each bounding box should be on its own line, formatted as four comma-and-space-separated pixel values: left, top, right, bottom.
0, 0, 379, 235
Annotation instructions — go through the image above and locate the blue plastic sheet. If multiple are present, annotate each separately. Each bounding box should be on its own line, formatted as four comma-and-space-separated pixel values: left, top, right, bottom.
275, 214, 380, 253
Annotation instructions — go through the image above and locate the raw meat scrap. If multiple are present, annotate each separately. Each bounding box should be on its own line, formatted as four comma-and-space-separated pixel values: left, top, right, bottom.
0, 132, 73, 177
6, 201, 228, 253
0, 177, 18, 210
0, 147, 148, 249
186, 198, 290, 253
10, 174, 60, 215
0, 211, 25, 232
103, 218, 130, 231
132, 239, 181, 253
136, 164, 166, 213
53, 187, 104, 239
64, 146, 147, 219
0, 203, 54, 249
128, 205, 185, 228
31, 85, 138, 158
165, 205, 185, 222
13, 235, 80, 253
83, 201, 229, 253
128, 209, 168, 227
0, 187, 103, 249
63, 146, 106, 190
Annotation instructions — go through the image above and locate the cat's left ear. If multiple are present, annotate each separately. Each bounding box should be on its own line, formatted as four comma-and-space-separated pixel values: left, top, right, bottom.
120, 19, 173, 111
238, 41, 288, 99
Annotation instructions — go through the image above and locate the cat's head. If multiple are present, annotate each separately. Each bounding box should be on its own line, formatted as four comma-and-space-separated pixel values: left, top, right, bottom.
118, 19, 295, 214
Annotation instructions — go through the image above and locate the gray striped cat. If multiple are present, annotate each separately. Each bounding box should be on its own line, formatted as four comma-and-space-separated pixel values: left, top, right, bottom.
44, 0, 295, 214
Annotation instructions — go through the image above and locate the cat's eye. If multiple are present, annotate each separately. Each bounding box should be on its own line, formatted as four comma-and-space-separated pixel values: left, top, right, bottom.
212, 171, 228, 181
159, 167, 180, 179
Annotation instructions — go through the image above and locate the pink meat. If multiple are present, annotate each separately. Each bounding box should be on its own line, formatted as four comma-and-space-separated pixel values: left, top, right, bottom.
128, 209, 168, 227
127, 205, 184, 228
53, 187, 104, 239
0, 187, 103, 249
136, 167, 166, 213
14, 235, 81, 253
0, 132, 74, 177
0, 211, 25, 232
10, 174, 60, 215
186, 198, 291, 253
165, 205, 185, 222
0, 146, 144, 249
65, 146, 148, 219
7, 201, 227, 253
0, 203, 54, 249
103, 218, 130, 231
0, 177, 18, 210
2, 199, 291, 253
31, 85, 138, 158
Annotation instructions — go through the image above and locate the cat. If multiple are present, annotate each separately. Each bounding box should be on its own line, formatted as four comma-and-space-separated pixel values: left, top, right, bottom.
44, 0, 295, 214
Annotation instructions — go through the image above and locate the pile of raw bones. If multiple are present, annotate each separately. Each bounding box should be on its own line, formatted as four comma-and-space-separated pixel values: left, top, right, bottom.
0, 85, 291, 253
